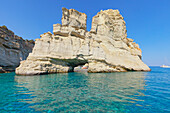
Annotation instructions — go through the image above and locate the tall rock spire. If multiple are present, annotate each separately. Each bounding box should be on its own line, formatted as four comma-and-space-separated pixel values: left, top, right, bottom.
62, 8, 87, 30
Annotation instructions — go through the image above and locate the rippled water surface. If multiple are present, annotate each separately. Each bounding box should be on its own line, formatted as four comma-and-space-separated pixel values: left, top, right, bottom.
0, 67, 169, 113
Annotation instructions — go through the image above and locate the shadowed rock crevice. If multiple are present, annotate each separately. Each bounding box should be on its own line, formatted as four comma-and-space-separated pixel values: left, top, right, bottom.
50, 58, 88, 70
16, 8, 150, 75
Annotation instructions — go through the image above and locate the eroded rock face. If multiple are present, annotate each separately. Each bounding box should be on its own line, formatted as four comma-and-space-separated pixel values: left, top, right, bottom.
0, 26, 34, 72
62, 8, 87, 30
16, 8, 150, 75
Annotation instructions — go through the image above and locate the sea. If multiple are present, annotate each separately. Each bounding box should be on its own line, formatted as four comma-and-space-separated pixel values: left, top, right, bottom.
0, 67, 169, 113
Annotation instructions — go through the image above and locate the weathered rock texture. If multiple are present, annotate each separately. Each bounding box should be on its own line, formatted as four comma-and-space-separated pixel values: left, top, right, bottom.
0, 26, 34, 72
16, 8, 150, 75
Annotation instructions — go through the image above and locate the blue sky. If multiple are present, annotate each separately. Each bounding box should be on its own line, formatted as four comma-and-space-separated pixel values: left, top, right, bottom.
0, 0, 170, 66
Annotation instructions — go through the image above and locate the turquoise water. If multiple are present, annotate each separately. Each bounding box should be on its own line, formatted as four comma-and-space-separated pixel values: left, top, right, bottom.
0, 67, 169, 113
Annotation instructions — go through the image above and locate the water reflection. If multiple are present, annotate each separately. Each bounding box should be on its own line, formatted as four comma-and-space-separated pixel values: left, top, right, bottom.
14, 72, 146, 112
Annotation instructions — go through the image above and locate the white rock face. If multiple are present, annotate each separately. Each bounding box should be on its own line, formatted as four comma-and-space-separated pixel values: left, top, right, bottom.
62, 8, 87, 30
0, 26, 34, 72
16, 8, 150, 75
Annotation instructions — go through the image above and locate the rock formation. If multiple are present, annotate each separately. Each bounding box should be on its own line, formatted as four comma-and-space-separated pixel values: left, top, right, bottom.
16, 8, 150, 75
0, 26, 34, 73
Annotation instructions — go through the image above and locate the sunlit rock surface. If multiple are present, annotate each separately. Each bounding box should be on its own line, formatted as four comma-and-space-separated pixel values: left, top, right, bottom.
16, 8, 150, 75
0, 26, 34, 72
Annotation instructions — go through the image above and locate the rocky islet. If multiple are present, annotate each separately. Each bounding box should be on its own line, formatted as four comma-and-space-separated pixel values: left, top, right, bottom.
15, 8, 150, 75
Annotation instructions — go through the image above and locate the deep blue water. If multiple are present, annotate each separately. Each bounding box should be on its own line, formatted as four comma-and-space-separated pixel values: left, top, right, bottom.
0, 67, 169, 113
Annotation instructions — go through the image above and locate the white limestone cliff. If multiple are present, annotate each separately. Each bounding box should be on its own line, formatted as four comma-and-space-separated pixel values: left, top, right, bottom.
16, 8, 150, 75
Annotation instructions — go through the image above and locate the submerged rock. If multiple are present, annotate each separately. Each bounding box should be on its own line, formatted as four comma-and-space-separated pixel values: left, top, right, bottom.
0, 26, 34, 73
16, 8, 150, 75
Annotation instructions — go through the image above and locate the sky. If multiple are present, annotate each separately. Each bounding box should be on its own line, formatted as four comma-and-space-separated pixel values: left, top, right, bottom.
0, 0, 170, 66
